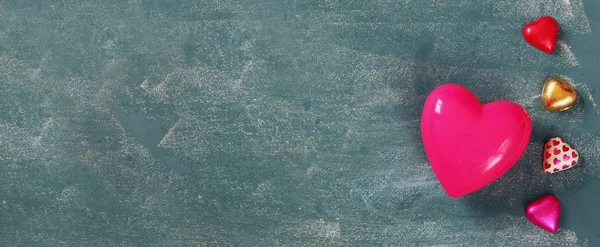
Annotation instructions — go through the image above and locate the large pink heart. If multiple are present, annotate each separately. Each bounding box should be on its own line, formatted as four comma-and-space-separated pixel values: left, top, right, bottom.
421, 84, 532, 198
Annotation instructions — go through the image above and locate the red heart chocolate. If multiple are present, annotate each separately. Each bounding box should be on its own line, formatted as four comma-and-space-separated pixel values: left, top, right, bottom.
523, 16, 559, 54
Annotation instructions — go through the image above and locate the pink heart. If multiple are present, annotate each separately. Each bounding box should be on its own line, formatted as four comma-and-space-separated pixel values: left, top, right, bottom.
553, 148, 560, 155
526, 195, 561, 233
421, 84, 532, 198
553, 158, 560, 165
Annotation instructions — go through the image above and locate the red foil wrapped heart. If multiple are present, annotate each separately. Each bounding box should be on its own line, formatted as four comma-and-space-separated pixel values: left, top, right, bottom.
523, 16, 559, 54
525, 195, 561, 233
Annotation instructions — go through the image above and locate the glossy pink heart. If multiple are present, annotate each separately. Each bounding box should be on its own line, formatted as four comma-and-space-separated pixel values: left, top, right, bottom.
526, 195, 561, 233
421, 84, 532, 198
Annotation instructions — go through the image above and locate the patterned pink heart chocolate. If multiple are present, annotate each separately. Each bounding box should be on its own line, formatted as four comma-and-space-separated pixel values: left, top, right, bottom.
543, 137, 579, 174
526, 195, 561, 233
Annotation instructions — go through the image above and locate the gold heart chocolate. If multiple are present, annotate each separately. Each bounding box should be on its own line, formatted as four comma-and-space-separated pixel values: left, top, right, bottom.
542, 78, 577, 112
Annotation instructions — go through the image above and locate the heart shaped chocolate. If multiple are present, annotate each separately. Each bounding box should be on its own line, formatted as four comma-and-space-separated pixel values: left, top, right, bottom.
526, 195, 561, 233
523, 16, 559, 54
421, 84, 532, 198
542, 78, 577, 112
543, 137, 579, 174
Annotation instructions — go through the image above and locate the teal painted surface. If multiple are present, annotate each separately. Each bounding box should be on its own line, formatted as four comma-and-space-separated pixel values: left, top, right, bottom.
0, 1, 599, 246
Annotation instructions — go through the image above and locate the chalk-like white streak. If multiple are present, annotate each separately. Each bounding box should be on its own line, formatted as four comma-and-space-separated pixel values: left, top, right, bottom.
581, 84, 600, 114
558, 41, 580, 67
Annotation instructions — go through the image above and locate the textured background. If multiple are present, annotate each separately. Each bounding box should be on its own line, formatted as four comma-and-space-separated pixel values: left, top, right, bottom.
0, 0, 599, 246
